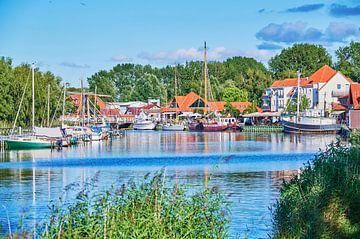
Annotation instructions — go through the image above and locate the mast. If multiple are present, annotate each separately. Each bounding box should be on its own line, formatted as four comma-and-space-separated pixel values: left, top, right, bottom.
174, 66, 177, 97
204, 41, 207, 105
296, 70, 301, 122
32, 63, 35, 132
87, 91, 90, 125
81, 78, 85, 126
47, 84, 50, 127
61, 83, 68, 127
94, 85, 97, 123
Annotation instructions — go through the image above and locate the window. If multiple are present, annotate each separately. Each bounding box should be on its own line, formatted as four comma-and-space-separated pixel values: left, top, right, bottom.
190, 99, 205, 108
337, 84, 341, 90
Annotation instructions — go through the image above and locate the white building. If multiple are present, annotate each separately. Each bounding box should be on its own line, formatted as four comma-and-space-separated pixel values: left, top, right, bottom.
262, 65, 352, 116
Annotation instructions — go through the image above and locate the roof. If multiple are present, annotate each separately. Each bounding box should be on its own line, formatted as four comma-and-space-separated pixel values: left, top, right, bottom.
349, 84, 360, 110
331, 102, 347, 111
160, 92, 261, 113
307, 65, 337, 84
270, 65, 343, 89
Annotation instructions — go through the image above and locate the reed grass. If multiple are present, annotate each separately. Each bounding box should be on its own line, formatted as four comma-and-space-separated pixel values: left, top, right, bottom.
272, 141, 360, 239
2, 169, 229, 239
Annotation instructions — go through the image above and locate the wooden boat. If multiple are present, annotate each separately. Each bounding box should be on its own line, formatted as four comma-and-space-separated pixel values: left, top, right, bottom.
188, 117, 238, 132
282, 116, 341, 134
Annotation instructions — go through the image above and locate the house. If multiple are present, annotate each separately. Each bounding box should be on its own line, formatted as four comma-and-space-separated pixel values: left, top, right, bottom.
161, 92, 260, 118
348, 84, 360, 129
262, 65, 352, 116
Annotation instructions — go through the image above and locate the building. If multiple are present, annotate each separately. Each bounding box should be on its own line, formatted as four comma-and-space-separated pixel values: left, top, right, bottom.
348, 83, 360, 129
160, 92, 259, 118
262, 65, 352, 116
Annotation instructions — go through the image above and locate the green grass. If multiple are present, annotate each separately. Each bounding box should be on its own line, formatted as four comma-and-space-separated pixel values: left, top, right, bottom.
272, 141, 360, 239
4, 169, 229, 239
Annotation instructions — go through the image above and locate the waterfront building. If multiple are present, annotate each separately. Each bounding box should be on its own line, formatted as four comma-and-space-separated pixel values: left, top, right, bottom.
160, 92, 260, 118
262, 65, 352, 116
348, 83, 360, 129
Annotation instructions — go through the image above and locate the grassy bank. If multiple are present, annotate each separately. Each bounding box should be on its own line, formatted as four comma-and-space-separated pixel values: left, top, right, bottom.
272, 141, 360, 239
3, 170, 229, 239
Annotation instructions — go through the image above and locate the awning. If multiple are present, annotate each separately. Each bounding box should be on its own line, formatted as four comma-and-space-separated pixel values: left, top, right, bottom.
242, 112, 282, 118
331, 111, 346, 115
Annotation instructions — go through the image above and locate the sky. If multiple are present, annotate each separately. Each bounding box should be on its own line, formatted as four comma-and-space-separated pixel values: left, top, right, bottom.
1, 0, 360, 86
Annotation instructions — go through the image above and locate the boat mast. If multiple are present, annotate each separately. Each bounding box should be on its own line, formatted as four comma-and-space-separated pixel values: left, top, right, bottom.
204, 41, 207, 106
94, 85, 97, 123
32, 63, 35, 132
47, 84, 50, 127
81, 78, 85, 126
87, 91, 90, 125
61, 83, 68, 127
174, 66, 177, 97
296, 70, 301, 122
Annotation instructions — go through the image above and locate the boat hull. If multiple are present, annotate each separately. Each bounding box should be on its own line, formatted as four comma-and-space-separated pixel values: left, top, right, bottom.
282, 120, 341, 134
133, 122, 156, 130
162, 125, 185, 131
5, 139, 52, 150
188, 123, 228, 132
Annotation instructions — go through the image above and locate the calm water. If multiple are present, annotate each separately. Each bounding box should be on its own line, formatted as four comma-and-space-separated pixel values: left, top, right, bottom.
0, 131, 338, 238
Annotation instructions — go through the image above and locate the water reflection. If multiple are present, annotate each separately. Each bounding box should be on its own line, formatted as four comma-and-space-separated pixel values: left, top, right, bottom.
0, 132, 338, 238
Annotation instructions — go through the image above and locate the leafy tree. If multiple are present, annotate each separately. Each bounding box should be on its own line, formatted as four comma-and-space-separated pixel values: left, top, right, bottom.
269, 44, 332, 79
221, 102, 241, 117
88, 70, 117, 101
286, 95, 310, 112
335, 41, 360, 83
222, 87, 248, 102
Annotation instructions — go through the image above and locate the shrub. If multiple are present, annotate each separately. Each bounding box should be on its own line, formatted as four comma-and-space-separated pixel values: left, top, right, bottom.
272, 142, 360, 239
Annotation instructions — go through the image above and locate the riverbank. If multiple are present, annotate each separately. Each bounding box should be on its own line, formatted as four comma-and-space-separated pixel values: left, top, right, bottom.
272, 141, 360, 238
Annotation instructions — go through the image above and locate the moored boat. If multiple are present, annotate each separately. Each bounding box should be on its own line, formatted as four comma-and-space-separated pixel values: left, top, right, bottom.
162, 124, 185, 131
282, 116, 341, 134
5, 137, 53, 150
133, 119, 156, 130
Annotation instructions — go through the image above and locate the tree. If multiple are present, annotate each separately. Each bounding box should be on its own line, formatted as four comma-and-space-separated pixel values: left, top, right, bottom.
88, 70, 117, 101
335, 41, 360, 83
222, 87, 248, 102
220, 102, 241, 117
269, 44, 332, 79
286, 95, 310, 112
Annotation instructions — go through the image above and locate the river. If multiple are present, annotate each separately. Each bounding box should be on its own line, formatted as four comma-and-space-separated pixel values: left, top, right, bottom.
0, 131, 338, 238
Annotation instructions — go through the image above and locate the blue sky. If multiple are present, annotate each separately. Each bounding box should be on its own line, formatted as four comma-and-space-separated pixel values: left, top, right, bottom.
1, 0, 360, 86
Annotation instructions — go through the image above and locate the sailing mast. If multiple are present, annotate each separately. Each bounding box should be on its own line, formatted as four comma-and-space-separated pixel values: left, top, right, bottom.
174, 66, 177, 97
32, 63, 35, 133
81, 78, 85, 126
47, 84, 50, 127
61, 83, 68, 127
94, 85, 97, 123
204, 41, 208, 106
296, 70, 301, 123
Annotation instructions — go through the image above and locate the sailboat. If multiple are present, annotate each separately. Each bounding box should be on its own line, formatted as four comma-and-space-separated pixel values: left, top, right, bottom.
187, 42, 235, 132
5, 64, 56, 149
162, 66, 185, 131
133, 111, 156, 130
282, 71, 341, 134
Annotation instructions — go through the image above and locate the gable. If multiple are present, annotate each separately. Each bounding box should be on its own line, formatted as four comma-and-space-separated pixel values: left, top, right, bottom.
190, 99, 205, 108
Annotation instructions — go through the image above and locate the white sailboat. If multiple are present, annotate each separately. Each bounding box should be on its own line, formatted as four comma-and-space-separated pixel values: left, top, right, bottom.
133, 111, 156, 130
5, 64, 58, 149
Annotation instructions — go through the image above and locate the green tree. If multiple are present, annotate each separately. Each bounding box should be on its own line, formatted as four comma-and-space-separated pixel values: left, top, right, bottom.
88, 70, 117, 101
335, 41, 360, 83
286, 95, 310, 112
269, 43, 332, 79
222, 87, 248, 102
220, 102, 241, 117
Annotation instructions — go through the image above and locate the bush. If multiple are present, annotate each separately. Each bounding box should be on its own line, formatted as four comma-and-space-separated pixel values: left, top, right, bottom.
272, 142, 360, 239
28, 170, 230, 239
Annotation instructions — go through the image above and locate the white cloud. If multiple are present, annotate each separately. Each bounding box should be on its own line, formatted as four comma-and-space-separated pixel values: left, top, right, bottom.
138, 47, 276, 64
60, 62, 90, 68
111, 54, 132, 62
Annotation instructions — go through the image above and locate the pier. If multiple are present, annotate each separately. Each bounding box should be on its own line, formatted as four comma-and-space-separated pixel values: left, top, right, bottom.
242, 125, 284, 133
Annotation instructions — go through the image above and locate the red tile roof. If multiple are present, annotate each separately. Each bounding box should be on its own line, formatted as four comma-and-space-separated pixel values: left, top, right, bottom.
349, 84, 360, 110
270, 65, 344, 88
161, 92, 261, 113
307, 65, 337, 84
331, 102, 347, 111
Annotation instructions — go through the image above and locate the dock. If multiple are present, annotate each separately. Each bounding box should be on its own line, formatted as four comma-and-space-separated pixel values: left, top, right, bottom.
242, 125, 284, 133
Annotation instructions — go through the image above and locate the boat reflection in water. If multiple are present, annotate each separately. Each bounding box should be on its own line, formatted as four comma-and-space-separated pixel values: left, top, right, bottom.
0, 131, 338, 238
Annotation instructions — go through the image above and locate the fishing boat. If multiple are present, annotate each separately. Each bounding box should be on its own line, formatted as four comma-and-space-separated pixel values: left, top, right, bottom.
133, 112, 156, 130
282, 71, 341, 134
